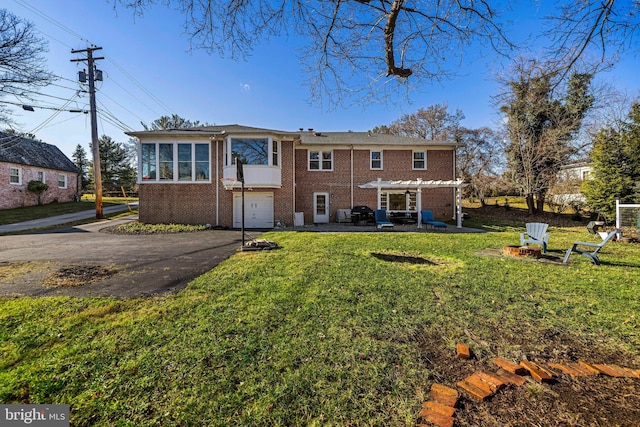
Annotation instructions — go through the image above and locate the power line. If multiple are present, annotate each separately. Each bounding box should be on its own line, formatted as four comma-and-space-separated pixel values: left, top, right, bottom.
106, 56, 174, 114
13, 0, 92, 45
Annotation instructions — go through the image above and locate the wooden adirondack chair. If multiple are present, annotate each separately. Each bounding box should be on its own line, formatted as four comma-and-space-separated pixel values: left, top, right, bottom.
562, 230, 617, 265
520, 222, 549, 253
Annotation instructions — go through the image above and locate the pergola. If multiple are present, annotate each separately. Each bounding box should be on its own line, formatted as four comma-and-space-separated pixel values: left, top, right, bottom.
358, 178, 468, 228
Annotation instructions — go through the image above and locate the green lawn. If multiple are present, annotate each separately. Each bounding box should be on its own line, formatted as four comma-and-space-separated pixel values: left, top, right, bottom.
0, 196, 136, 225
1, 225, 639, 426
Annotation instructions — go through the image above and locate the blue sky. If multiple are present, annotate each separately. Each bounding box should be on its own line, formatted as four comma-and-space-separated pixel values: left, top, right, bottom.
4, 0, 640, 159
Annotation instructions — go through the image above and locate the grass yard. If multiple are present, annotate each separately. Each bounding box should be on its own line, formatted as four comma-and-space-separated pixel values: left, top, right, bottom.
0, 196, 136, 226
1, 220, 639, 425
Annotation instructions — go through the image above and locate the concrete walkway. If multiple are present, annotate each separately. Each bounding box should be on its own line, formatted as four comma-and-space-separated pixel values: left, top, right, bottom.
0, 203, 138, 233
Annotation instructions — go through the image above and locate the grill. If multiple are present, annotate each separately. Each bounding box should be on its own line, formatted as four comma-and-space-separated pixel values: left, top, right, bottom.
351, 205, 375, 224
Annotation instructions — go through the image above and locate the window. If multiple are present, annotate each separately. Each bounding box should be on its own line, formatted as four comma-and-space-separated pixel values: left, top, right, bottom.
272, 140, 279, 166
380, 191, 416, 212
371, 151, 382, 169
9, 167, 21, 184
36, 171, 45, 183
309, 150, 333, 171
58, 174, 67, 188
159, 143, 174, 180
195, 144, 210, 181
141, 143, 157, 180
139, 142, 210, 183
231, 138, 268, 165
178, 143, 192, 181
413, 151, 426, 169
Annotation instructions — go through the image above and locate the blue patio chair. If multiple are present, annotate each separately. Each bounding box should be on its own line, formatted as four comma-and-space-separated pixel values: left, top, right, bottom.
374, 209, 394, 229
421, 210, 447, 231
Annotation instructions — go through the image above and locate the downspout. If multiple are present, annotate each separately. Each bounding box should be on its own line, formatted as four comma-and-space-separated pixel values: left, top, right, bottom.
350, 145, 354, 207
214, 137, 219, 227
292, 139, 296, 224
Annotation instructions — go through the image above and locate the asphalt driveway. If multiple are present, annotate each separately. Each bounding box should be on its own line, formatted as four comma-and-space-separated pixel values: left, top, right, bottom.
0, 215, 244, 298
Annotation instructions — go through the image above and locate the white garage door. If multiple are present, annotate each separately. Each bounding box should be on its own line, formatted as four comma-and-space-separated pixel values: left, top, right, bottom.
233, 192, 274, 228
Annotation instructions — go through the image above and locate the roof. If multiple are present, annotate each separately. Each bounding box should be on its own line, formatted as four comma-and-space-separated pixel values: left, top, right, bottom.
0, 132, 80, 174
126, 124, 298, 138
126, 124, 456, 147
298, 131, 456, 147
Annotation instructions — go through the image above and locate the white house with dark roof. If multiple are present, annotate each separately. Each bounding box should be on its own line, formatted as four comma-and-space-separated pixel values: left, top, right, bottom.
127, 124, 464, 228
0, 132, 81, 209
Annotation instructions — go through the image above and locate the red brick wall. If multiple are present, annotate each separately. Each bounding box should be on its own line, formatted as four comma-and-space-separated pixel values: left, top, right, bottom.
0, 162, 79, 209
138, 139, 298, 227
294, 148, 455, 223
137, 141, 456, 226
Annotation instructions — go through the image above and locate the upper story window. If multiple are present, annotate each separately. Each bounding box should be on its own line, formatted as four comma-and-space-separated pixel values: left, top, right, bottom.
58, 174, 67, 189
309, 150, 333, 171
413, 151, 427, 169
141, 142, 210, 183
9, 167, 21, 184
371, 151, 383, 169
36, 171, 45, 183
224, 137, 280, 168
232, 138, 268, 165
272, 140, 279, 166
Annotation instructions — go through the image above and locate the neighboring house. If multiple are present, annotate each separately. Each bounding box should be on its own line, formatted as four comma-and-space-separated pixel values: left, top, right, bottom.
0, 132, 81, 210
558, 161, 592, 182
126, 125, 465, 229
552, 160, 593, 204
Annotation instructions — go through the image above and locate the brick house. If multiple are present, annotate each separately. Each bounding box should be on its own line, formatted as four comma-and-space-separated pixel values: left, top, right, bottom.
0, 132, 81, 210
127, 125, 465, 228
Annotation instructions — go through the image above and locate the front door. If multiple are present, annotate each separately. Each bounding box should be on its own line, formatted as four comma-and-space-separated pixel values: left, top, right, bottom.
313, 192, 330, 223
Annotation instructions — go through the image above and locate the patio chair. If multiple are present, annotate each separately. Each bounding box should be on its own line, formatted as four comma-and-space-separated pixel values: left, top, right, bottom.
421, 210, 447, 231
562, 230, 617, 265
520, 222, 550, 253
374, 209, 394, 229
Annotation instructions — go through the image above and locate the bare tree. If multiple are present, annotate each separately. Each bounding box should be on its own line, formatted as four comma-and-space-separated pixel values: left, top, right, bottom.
116, 1, 512, 105
455, 127, 503, 205
545, 1, 640, 74
389, 104, 464, 140
0, 9, 51, 124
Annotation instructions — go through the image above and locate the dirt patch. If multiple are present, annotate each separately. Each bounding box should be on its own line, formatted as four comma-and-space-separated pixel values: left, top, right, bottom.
42, 265, 118, 288
415, 327, 640, 426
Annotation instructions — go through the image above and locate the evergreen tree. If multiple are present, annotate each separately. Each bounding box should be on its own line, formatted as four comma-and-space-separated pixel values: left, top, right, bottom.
72, 144, 90, 191
89, 135, 136, 193
583, 103, 640, 219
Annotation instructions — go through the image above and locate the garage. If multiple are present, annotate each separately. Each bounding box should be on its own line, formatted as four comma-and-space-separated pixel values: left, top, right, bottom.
233, 192, 274, 228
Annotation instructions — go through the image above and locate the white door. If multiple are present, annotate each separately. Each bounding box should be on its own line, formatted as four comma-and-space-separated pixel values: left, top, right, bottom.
233, 192, 274, 228
313, 192, 330, 223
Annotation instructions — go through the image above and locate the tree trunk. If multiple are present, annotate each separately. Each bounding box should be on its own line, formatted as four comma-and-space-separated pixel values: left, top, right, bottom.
535, 193, 546, 213
526, 193, 535, 215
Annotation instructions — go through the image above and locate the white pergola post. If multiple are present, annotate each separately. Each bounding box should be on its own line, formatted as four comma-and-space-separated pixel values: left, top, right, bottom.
456, 185, 463, 228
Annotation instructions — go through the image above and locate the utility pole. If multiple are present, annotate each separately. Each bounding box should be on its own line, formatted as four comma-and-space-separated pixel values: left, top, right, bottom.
71, 46, 104, 218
